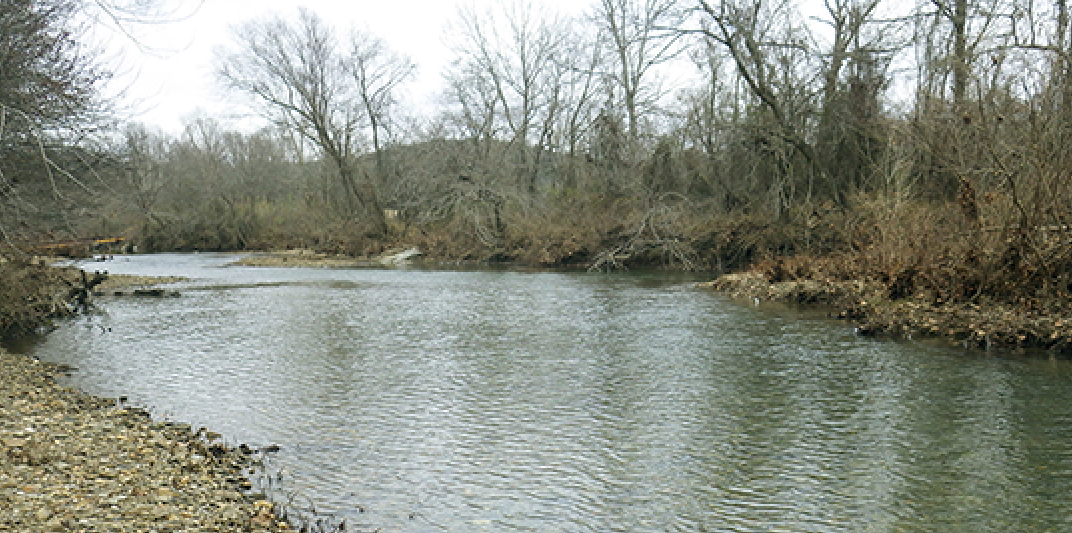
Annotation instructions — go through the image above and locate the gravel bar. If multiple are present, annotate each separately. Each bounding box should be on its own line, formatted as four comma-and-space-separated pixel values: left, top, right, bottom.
0, 349, 293, 532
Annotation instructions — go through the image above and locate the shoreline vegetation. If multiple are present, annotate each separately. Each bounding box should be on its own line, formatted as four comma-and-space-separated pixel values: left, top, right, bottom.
701, 263, 1072, 357
0, 260, 185, 341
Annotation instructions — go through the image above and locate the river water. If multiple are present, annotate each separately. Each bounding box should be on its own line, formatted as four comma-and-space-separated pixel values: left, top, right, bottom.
10, 253, 1072, 532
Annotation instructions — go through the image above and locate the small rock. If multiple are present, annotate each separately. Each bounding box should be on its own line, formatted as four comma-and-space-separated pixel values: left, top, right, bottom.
0, 349, 292, 532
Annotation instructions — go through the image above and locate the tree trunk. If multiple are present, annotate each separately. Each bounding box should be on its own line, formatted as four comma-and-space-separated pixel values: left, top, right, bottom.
951, 0, 969, 109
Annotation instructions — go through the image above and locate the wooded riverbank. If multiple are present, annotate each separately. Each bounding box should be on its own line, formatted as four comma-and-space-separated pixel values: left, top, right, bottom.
705, 269, 1072, 356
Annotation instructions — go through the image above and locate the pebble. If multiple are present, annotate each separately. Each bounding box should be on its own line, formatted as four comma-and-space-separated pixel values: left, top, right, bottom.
0, 349, 292, 532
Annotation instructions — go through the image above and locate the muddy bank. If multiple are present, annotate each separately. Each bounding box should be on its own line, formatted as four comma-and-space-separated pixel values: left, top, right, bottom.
702, 272, 1072, 356
0, 349, 291, 532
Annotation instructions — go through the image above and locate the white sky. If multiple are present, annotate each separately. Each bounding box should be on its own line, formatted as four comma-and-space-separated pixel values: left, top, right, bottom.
98, 0, 593, 135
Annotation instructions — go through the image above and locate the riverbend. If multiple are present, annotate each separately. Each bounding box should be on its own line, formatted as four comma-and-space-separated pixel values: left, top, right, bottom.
11, 253, 1072, 532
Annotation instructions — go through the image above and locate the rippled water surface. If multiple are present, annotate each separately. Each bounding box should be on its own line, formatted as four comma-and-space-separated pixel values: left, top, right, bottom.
13, 253, 1072, 532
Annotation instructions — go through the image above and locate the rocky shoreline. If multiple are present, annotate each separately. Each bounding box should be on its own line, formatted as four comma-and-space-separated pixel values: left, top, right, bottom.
0, 349, 293, 532
702, 272, 1072, 356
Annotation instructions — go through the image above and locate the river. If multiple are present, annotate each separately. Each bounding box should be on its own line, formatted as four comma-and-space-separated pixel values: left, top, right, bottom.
9, 253, 1072, 532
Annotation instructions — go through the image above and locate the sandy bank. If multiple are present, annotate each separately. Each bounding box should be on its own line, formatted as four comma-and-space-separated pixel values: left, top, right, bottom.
93, 274, 186, 293
0, 349, 292, 532
231, 248, 422, 268
230, 252, 374, 268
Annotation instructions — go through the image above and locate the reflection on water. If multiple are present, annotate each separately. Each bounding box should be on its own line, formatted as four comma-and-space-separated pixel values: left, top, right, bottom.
12, 253, 1072, 532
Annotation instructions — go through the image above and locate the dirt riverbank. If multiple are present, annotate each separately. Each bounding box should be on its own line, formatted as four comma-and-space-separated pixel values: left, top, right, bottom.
0, 260, 184, 341
0, 349, 292, 532
702, 271, 1072, 356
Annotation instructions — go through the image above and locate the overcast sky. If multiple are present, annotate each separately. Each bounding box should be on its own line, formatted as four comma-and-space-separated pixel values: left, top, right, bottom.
98, 0, 592, 134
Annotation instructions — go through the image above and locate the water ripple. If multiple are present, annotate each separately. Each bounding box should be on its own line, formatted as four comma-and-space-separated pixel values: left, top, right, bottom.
13, 255, 1072, 532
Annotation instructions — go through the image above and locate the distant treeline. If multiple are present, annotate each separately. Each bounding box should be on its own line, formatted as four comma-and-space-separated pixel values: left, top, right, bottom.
3, 0, 1071, 308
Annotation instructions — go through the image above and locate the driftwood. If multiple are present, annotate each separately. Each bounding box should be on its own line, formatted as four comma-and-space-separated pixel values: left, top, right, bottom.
103, 288, 179, 297
589, 206, 699, 272
63, 270, 108, 312
378, 247, 422, 266
133, 289, 166, 297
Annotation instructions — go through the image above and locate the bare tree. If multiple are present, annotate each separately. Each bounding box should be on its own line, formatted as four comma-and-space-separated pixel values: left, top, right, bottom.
444, 62, 502, 157
549, 20, 604, 191
697, 0, 824, 215
594, 0, 686, 144
0, 1, 106, 130
814, 0, 897, 200
120, 122, 168, 227
0, 0, 112, 248
217, 8, 389, 236
447, 1, 569, 193
349, 30, 415, 182
914, 0, 1010, 110
1010, 0, 1072, 109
